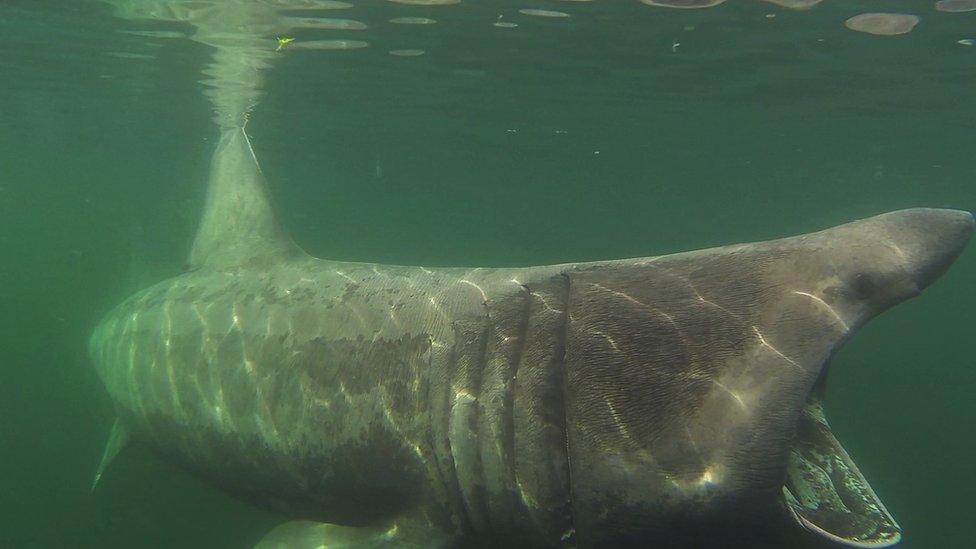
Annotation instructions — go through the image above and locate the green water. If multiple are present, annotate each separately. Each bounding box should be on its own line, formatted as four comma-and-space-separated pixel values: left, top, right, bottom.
1, 1, 973, 547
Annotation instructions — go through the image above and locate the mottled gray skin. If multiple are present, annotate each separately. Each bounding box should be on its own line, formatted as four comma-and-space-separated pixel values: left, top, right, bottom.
89, 130, 973, 549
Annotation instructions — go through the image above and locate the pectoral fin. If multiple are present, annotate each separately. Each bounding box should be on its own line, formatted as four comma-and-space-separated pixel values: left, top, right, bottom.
90, 419, 129, 492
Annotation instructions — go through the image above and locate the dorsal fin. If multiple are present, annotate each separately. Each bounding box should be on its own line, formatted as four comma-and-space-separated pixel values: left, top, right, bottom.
188, 127, 304, 270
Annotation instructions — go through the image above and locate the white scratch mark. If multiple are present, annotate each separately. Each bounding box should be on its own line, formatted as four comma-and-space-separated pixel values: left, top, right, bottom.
591, 329, 621, 352
605, 398, 632, 440
710, 379, 747, 410
792, 290, 849, 331
683, 423, 700, 453
531, 291, 564, 314
460, 279, 489, 303
382, 404, 403, 434
516, 478, 538, 508
752, 326, 803, 370
886, 239, 908, 261
427, 296, 451, 322
692, 288, 741, 321
337, 382, 354, 403
407, 441, 424, 460
388, 306, 402, 329
591, 283, 676, 324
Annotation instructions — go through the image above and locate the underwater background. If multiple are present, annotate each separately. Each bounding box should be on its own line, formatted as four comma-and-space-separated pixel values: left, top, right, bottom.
0, 1, 973, 547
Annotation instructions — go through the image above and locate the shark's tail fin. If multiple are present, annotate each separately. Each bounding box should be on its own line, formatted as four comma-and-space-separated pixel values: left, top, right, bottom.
188, 128, 304, 270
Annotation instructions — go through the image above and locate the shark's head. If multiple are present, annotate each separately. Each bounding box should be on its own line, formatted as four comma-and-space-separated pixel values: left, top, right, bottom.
771, 208, 973, 547
563, 208, 973, 547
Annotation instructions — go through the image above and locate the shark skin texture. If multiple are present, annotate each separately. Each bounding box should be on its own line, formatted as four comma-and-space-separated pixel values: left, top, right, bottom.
89, 129, 974, 549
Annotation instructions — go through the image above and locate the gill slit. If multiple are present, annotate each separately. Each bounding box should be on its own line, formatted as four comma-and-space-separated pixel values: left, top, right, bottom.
558, 273, 578, 543
505, 283, 534, 517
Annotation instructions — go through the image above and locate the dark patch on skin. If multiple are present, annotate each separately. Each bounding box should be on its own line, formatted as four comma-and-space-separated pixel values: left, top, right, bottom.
575, 491, 797, 549
259, 285, 280, 305
342, 282, 361, 301
321, 334, 430, 399
850, 272, 877, 301
130, 412, 428, 525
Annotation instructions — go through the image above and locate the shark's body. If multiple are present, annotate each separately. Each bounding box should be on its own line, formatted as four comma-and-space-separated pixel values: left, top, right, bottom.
89, 129, 973, 548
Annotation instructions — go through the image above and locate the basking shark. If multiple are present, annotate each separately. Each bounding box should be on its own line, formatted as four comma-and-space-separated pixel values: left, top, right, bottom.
88, 126, 974, 548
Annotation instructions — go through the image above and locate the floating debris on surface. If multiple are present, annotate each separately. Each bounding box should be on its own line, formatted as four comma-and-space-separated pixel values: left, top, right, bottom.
759, 0, 822, 9
639, 0, 726, 9
272, 0, 353, 8
289, 39, 369, 50
276, 36, 295, 50
387, 0, 459, 5
282, 17, 366, 30
389, 17, 437, 24
104, 51, 156, 60
389, 49, 426, 56
844, 13, 920, 36
118, 29, 187, 39
519, 9, 570, 18
935, 0, 976, 13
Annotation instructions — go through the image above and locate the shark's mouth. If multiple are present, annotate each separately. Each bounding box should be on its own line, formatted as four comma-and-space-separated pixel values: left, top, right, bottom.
782, 389, 901, 548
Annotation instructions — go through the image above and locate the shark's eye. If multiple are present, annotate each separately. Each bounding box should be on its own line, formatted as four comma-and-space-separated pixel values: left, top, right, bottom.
851, 272, 877, 300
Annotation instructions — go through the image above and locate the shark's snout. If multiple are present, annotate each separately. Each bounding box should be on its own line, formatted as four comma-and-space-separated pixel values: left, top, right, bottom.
885, 208, 974, 291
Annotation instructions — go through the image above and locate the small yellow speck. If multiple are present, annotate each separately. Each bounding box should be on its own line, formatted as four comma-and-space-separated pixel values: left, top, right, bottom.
276, 36, 295, 51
